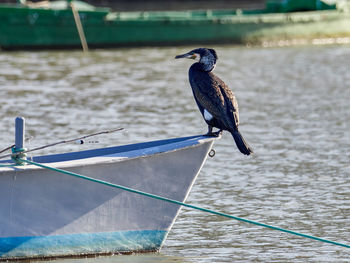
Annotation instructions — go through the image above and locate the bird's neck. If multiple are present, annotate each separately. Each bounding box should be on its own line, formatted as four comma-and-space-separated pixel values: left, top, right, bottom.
191, 62, 214, 73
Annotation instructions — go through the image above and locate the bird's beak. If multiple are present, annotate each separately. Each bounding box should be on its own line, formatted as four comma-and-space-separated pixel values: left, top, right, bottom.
175, 52, 197, 60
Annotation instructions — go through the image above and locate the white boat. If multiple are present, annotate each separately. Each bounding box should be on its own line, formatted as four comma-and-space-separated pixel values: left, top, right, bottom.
0, 118, 218, 260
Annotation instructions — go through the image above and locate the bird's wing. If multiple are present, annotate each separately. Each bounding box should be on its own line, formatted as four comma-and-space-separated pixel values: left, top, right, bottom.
191, 72, 240, 130
190, 73, 225, 120
216, 78, 240, 128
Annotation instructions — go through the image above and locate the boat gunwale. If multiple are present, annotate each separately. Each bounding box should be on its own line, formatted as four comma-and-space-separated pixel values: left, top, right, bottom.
0, 134, 219, 172
107, 9, 349, 22
0, 3, 348, 22
0, 2, 110, 13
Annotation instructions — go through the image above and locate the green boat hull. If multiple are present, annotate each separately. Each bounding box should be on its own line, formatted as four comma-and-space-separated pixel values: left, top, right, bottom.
1, 2, 350, 49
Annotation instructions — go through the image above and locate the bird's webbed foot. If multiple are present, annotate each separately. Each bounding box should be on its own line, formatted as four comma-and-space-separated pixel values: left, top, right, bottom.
212, 130, 223, 137
205, 126, 222, 137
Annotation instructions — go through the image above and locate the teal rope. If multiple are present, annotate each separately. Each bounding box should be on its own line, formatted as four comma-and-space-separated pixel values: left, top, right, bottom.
19, 158, 350, 249
0, 164, 17, 167
11, 147, 27, 166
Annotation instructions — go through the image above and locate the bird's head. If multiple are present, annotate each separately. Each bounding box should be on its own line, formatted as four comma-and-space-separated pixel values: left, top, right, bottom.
175, 48, 218, 72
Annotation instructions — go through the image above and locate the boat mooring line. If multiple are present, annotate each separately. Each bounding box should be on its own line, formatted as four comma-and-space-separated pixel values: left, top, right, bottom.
0, 164, 17, 167
19, 158, 350, 249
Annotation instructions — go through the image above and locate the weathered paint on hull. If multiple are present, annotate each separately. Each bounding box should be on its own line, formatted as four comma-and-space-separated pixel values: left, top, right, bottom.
0, 4, 349, 49
0, 135, 217, 260
0, 230, 165, 259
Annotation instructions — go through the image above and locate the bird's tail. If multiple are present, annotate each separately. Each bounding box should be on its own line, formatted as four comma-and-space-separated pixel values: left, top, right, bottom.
231, 130, 253, 156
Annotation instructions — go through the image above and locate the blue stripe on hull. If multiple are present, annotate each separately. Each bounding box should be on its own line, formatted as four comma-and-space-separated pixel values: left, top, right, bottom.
0, 230, 167, 259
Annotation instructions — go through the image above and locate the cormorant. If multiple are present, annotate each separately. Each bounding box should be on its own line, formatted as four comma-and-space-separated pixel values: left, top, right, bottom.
175, 48, 253, 156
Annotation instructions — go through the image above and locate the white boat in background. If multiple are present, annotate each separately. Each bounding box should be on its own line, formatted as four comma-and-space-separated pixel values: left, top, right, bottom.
0, 118, 219, 260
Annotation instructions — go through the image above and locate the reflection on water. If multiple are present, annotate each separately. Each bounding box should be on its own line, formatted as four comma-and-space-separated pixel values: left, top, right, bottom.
1, 44, 350, 262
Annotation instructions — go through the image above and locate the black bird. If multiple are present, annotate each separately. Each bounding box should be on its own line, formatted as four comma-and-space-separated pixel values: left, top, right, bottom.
175, 48, 253, 156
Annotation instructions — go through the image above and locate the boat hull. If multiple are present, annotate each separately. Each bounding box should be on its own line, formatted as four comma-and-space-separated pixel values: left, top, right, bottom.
0, 135, 216, 260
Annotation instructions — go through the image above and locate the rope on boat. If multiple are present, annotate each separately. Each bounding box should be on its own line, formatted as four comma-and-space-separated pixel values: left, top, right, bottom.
0, 164, 17, 167
18, 158, 350, 249
0, 144, 15, 155
0, 128, 124, 161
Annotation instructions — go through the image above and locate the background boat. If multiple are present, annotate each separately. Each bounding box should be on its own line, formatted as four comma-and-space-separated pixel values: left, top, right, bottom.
0, 134, 218, 260
0, 0, 349, 50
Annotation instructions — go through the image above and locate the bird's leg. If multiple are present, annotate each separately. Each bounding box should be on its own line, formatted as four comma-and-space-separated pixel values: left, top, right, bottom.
205, 126, 222, 137
205, 125, 214, 136
205, 126, 221, 137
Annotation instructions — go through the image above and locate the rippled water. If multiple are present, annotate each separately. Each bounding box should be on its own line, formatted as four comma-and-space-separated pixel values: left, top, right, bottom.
1, 44, 349, 262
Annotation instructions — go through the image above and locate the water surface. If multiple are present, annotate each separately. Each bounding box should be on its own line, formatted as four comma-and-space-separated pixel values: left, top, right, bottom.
0, 44, 349, 262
